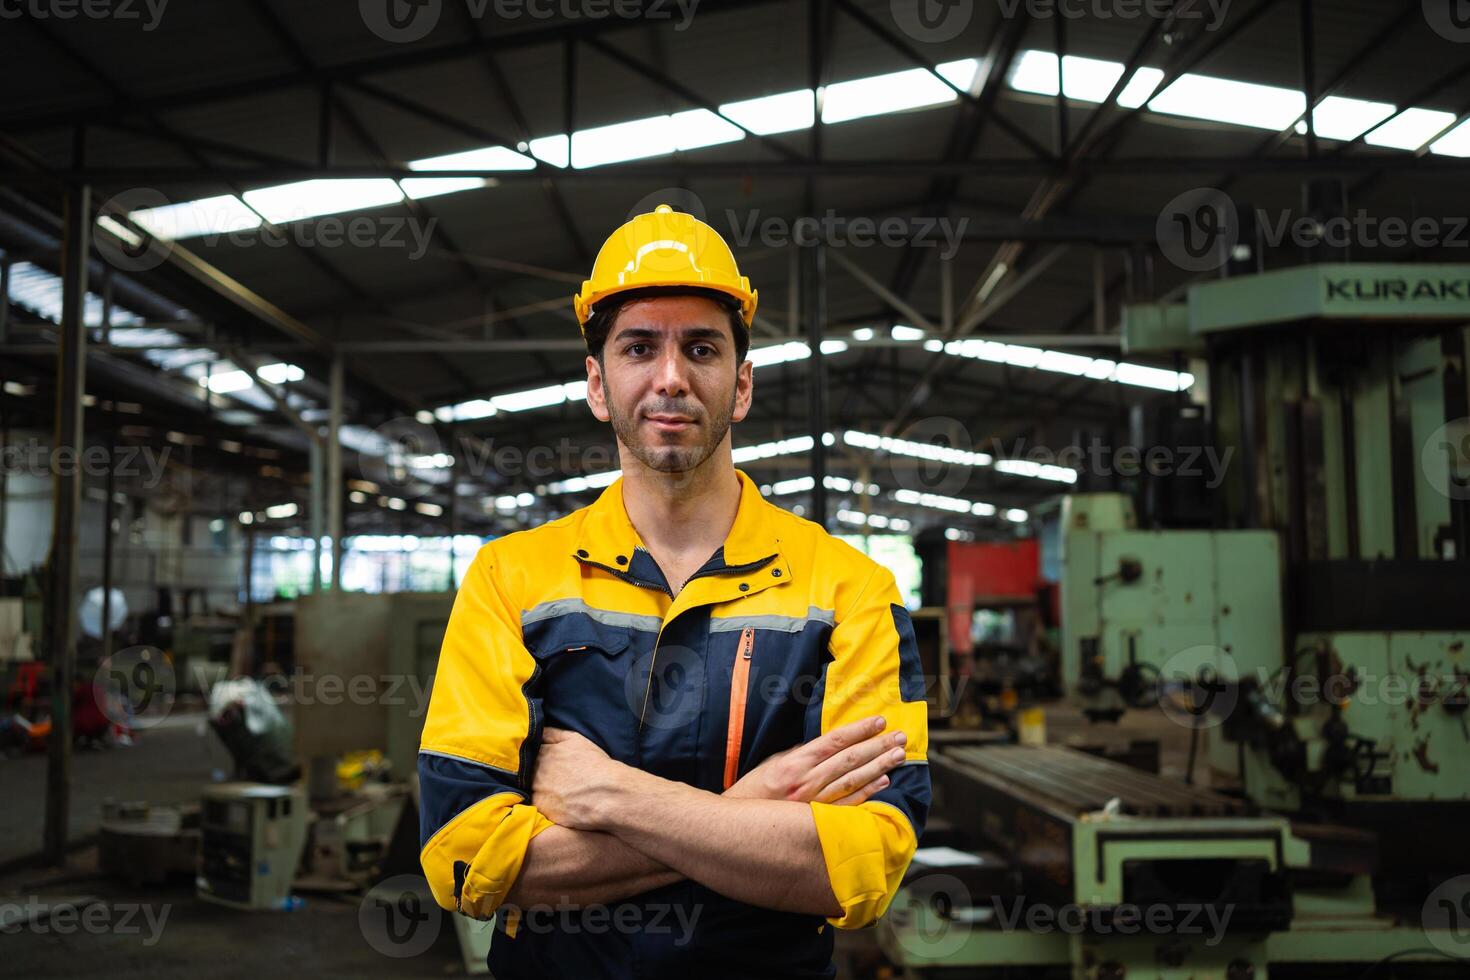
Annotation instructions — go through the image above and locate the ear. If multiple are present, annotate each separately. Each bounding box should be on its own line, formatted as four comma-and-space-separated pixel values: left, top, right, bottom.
730, 357, 754, 423
585, 354, 611, 422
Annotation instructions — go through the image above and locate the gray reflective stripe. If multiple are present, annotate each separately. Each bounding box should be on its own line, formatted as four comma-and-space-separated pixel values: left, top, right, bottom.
898, 758, 929, 767
709, 606, 836, 633
520, 597, 662, 634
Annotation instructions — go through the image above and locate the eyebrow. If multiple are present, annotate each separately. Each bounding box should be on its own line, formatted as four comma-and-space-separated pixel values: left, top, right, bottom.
612, 326, 727, 343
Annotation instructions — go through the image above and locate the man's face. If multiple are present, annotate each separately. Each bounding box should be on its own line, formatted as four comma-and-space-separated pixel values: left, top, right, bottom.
586, 295, 753, 475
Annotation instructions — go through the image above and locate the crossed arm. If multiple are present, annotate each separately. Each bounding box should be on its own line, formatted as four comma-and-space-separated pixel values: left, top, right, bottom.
504, 716, 910, 916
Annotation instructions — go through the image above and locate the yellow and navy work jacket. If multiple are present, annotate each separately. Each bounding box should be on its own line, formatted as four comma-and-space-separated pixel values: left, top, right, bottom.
418, 469, 930, 979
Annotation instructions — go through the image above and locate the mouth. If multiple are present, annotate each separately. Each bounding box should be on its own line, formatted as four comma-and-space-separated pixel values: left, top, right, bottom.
645, 415, 697, 432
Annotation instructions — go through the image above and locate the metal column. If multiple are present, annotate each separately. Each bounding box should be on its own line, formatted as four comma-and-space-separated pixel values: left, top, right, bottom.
44, 184, 89, 866
803, 244, 828, 528
327, 353, 343, 590
309, 439, 323, 593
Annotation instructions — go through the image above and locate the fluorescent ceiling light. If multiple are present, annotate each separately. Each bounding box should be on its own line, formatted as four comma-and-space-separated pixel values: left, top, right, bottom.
199, 370, 253, 394
257, 362, 304, 385
994, 459, 1077, 484
944, 339, 1193, 392
243, 179, 404, 222
415, 502, 444, 517
130, 194, 263, 240
1429, 117, 1470, 157
1009, 50, 1125, 103
1005, 508, 1029, 523
492, 383, 570, 412
265, 502, 298, 519
1148, 73, 1306, 131
719, 90, 814, 135
891, 324, 925, 341
1363, 107, 1458, 150
843, 430, 993, 468
822, 67, 958, 124
1116, 67, 1165, 108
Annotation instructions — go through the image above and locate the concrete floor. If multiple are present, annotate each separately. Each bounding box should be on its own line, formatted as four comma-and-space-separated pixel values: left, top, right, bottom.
0, 708, 232, 868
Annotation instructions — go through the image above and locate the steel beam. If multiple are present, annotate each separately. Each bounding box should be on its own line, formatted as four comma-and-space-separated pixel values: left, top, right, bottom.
328, 352, 343, 590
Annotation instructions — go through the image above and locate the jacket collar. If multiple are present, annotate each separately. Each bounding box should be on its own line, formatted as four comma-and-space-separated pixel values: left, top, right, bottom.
573, 468, 790, 594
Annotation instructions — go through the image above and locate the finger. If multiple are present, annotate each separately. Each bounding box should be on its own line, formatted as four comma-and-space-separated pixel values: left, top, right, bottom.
815, 743, 908, 803
832, 774, 890, 807
806, 729, 906, 795
795, 716, 885, 765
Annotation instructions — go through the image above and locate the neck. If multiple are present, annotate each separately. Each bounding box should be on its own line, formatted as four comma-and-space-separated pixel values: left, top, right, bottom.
618, 440, 742, 556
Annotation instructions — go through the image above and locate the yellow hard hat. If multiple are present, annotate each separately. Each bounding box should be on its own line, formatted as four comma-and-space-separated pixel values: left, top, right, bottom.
574, 204, 758, 331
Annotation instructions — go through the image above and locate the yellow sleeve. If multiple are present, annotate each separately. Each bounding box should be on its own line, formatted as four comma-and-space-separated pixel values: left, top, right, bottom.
418, 544, 554, 918
810, 563, 931, 929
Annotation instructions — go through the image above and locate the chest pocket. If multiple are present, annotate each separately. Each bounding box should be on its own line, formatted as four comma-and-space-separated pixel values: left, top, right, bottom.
522, 612, 647, 762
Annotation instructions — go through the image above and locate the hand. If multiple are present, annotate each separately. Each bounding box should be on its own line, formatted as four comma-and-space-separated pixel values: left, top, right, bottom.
532, 727, 634, 830
725, 716, 908, 806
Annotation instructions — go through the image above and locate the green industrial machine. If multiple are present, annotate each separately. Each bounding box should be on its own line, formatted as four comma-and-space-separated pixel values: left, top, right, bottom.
880, 264, 1470, 978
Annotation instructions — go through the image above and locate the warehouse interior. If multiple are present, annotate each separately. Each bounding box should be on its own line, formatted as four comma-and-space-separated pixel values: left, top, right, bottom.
2, 0, 1469, 976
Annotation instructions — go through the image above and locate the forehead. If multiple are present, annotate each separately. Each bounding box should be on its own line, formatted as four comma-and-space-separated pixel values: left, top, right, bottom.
608, 294, 734, 343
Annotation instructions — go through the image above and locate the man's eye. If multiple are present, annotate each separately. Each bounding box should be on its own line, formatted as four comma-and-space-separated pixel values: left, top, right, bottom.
690, 345, 715, 358
626, 343, 649, 356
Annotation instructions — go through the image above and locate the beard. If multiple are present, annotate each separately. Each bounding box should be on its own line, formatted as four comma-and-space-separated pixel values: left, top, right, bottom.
605, 382, 737, 476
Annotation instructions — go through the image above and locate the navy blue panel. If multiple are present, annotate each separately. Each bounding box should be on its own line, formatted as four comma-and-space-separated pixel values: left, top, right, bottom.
521, 611, 636, 660
890, 604, 926, 702
522, 614, 649, 766
418, 752, 522, 847
627, 547, 673, 593
867, 762, 931, 840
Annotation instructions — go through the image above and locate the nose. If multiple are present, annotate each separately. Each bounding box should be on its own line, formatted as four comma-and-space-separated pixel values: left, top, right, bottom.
652, 345, 691, 399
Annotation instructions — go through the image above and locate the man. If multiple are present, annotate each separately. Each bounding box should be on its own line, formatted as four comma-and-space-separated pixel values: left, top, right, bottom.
418, 204, 930, 978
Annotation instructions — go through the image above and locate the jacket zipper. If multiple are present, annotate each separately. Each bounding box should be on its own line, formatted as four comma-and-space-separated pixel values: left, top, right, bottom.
723, 627, 755, 790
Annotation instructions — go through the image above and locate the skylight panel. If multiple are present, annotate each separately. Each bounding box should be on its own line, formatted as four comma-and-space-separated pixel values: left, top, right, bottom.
1008, 50, 1126, 103
670, 108, 745, 150
491, 384, 568, 412
1429, 117, 1470, 157
1116, 67, 1165, 108
573, 115, 678, 168
6, 262, 143, 327
1148, 73, 1306, 130
243, 179, 405, 223
719, 90, 814, 135
130, 194, 263, 241
1296, 95, 1396, 141
527, 135, 569, 168
1363, 107, 1458, 150
822, 67, 958, 124
935, 58, 980, 90
411, 146, 536, 171
401, 177, 488, 200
